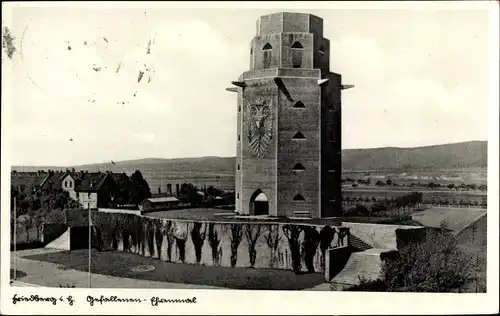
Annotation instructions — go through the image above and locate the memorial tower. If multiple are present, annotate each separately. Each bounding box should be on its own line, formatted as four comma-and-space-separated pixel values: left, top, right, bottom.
227, 12, 352, 218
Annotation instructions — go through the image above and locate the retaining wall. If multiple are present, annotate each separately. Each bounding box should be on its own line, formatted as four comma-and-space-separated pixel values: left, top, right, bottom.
89, 212, 349, 273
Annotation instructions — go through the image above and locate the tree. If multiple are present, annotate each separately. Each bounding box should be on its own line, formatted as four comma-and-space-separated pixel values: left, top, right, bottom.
129, 170, 152, 205
222, 191, 235, 205
179, 183, 202, 206
17, 215, 33, 242
375, 180, 385, 186
447, 184, 455, 190
114, 173, 131, 206
206, 185, 223, 203
466, 184, 477, 191
386, 179, 393, 186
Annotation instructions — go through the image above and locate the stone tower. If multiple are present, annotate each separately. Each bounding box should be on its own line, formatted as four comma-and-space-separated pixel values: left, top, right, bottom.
227, 12, 352, 218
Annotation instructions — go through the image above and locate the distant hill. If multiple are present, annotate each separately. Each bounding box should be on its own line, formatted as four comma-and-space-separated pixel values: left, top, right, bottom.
12, 141, 487, 174
342, 141, 487, 171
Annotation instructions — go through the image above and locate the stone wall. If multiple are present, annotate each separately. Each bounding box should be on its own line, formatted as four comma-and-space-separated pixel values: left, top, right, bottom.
90, 212, 349, 273
341, 222, 425, 250
41, 223, 67, 244
277, 76, 321, 218
324, 246, 351, 281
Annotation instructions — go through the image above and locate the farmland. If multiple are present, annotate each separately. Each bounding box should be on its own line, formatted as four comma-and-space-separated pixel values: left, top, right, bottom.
342, 186, 487, 206
11, 141, 487, 205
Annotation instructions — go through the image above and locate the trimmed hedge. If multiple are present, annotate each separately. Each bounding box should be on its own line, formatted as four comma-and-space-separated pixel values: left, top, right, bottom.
341, 215, 420, 226
11, 240, 45, 251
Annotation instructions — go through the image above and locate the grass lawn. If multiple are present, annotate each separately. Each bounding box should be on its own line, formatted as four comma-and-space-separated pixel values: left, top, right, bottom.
411, 208, 486, 232
25, 249, 325, 290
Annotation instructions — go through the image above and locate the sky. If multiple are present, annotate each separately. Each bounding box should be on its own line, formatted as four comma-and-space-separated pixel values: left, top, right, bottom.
2, 3, 494, 166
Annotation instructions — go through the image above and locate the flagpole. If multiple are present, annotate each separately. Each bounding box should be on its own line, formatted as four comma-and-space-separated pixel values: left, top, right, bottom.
88, 203, 91, 288
13, 197, 17, 281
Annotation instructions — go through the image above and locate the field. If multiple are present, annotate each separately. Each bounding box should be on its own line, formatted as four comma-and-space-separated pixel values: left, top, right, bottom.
342, 186, 487, 205
342, 168, 487, 186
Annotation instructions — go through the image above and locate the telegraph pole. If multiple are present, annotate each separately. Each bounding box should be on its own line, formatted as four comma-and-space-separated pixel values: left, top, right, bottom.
88, 203, 92, 288
13, 197, 17, 280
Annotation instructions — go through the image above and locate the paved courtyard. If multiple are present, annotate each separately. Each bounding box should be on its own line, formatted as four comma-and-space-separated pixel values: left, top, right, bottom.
145, 208, 343, 225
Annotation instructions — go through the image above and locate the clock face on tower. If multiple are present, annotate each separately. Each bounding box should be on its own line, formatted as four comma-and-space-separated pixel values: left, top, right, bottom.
246, 97, 273, 158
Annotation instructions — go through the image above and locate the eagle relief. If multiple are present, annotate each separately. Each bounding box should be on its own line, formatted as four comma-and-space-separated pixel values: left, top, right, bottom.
246, 97, 273, 158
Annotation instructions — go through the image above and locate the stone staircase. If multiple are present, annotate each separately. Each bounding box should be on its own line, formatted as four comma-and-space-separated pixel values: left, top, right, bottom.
349, 235, 373, 251
324, 223, 424, 289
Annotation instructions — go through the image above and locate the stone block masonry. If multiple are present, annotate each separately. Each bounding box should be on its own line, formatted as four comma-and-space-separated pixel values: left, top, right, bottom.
230, 12, 348, 218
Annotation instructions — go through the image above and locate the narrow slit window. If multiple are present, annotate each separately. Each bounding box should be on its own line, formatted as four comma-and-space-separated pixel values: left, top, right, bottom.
292, 163, 306, 171
293, 194, 306, 201
291, 41, 303, 68
292, 132, 306, 140
237, 164, 240, 170
293, 101, 305, 108
238, 134, 240, 141
328, 102, 334, 111
328, 123, 335, 142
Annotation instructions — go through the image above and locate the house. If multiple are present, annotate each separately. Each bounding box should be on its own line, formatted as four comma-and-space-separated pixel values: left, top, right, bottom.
41, 170, 82, 199
40, 170, 70, 192
60, 172, 78, 199
74, 172, 117, 210
11, 170, 47, 196
139, 197, 181, 212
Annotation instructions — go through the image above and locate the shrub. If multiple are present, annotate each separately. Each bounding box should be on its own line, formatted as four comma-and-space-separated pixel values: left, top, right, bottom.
345, 277, 388, 291
343, 204, 370, 217
342, 225, 478, 292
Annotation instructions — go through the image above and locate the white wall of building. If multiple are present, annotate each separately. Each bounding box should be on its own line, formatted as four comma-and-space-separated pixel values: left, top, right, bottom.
77, 191, 98, 209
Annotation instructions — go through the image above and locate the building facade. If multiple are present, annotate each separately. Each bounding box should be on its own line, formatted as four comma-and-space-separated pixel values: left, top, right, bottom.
228, 12, 351, 218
